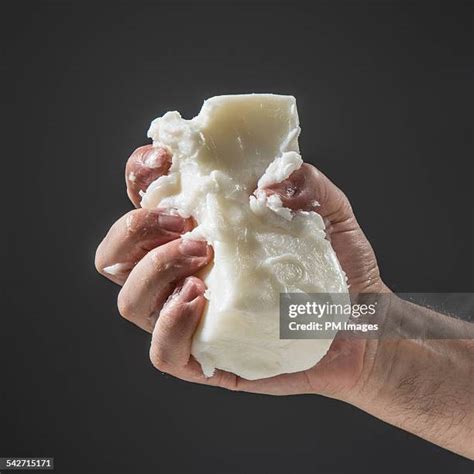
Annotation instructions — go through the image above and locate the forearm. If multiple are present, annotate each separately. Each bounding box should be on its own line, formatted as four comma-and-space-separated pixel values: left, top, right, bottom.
347, 299, 474, 459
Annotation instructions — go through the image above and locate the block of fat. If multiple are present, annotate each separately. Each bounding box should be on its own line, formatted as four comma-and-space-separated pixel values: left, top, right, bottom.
141, 94, 348, 380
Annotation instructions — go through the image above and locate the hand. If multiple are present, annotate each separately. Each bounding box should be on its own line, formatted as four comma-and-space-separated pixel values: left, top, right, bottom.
96, 146, 474, 459
96, 145, 385, 399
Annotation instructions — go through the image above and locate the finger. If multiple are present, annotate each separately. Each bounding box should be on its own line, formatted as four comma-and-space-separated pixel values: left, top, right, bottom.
263, 163, 352, 225
148, 279, 316, 394
150, 276, 207, 371
117, 239, 213, 332
263, 164, 382, 292
125, 145, 172, 207
95, 208, 193, 285
148, 280, 244, 391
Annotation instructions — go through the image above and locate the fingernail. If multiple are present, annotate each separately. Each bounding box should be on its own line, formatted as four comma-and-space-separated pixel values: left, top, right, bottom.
158, 213, 186, 232
180, 239, 208, 257
143, 148, 168, 169
178, 278, 200, 302
165, 278, 199, 307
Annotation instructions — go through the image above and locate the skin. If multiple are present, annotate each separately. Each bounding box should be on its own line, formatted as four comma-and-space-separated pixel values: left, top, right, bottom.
96, 144, 473, 460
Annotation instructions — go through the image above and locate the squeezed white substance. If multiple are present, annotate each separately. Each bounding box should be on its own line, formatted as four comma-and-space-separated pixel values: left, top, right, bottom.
103, 262, 132, 277
142, 94, 348, 380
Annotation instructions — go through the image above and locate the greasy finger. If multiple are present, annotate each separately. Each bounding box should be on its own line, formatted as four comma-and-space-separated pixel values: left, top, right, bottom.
125, 145, 172, 207
150, 276, 206, 372
117, 239, 213, 332
95, 208, 193, 285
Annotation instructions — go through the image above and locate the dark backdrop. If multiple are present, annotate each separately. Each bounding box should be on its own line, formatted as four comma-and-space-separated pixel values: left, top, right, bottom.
2, 1, 473, 473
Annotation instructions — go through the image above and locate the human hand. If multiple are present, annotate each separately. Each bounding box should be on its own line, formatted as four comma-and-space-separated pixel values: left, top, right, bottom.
147, 163, 389, 398
96, 145, 386, 399
96, 146, 473, 459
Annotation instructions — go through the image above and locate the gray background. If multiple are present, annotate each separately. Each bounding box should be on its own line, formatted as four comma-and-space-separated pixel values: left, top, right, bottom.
2, 1, 473, 473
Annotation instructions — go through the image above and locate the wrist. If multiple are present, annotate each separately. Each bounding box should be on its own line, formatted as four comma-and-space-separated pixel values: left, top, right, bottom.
343, 296, 474, 459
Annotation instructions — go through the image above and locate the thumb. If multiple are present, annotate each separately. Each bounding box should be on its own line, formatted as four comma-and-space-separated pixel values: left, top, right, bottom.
263, 163, 384, 293
263, 163, 353, 224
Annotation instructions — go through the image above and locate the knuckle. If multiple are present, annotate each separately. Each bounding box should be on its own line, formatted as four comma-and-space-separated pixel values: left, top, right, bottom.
117, 291, 133, 320
94, 251, 104, 274
149, 345, 171, 373
124, 209, 148, 238
94, 244, 107, 275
